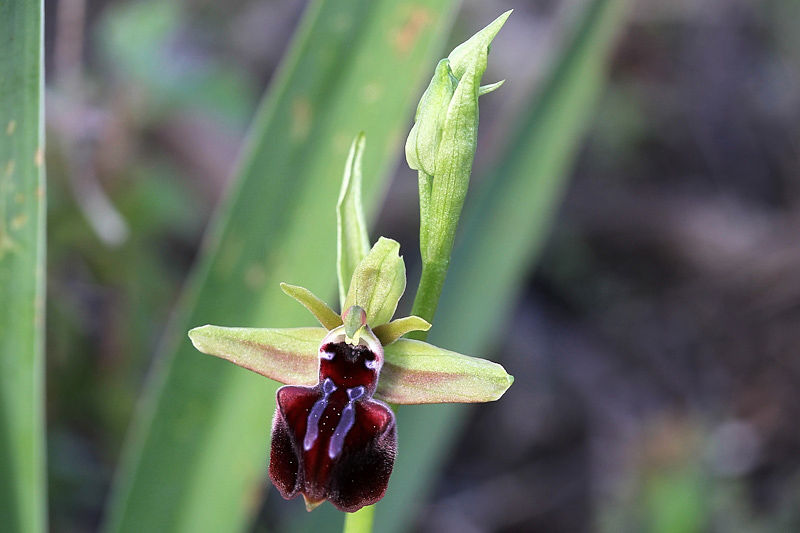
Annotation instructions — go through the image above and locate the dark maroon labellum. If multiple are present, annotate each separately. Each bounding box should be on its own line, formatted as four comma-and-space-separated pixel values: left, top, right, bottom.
269, 328, 397, 512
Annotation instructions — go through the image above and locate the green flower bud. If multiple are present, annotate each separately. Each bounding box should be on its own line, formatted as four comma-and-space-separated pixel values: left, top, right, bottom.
405, 11, 511, 325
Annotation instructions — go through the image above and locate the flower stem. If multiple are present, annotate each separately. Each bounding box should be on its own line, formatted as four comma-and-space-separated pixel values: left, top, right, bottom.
343, 503, 376, 533
408, 258, 449, 341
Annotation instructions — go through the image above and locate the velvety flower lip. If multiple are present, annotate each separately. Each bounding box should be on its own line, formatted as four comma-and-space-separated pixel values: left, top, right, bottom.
269, 317, 397, 512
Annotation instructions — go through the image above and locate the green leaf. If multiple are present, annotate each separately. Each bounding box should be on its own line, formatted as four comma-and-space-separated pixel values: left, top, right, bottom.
337, 133, 371, 307
103, 1, 459, 531
280, 283, 342, 330
372, 316, 431, 346
343, 237, 406, 327
0, 2, 47, 533
0, 0, 47, 532
377, 339, 512, 405
188, 325, 322, 386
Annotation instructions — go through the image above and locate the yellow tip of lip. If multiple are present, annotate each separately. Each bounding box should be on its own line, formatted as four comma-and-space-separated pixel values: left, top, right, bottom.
303, 495, 324, 512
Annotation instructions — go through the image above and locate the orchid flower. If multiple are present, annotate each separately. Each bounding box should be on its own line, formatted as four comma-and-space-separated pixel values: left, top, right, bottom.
189, 236, 512, 512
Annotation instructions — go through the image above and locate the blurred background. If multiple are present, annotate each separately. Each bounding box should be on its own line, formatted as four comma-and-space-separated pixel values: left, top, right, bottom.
42, 0, 800, 531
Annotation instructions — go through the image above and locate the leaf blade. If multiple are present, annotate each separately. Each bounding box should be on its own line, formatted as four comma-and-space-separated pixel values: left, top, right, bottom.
0, 0, 47, 531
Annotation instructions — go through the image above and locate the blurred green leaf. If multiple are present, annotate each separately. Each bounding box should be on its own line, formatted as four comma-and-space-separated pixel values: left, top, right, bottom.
645, 464, 708, 533
0, 0, 47, 532
103, 1, 458, 532
100, 0, 255, 124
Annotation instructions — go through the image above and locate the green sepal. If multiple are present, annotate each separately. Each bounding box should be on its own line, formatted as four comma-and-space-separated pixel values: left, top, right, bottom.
336, 133, 371, 308
280, 283, 343, 330
373, 316, 431, 346
188, 325, 323, 386
343, 237, 405, 327
377, 339, 513, 404
189, 324, 513, 406
405, 58, 457, 177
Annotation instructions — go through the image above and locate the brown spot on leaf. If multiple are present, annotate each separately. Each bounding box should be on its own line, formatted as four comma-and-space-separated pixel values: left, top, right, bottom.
12, 214, 27, 230
245, 263, 266, 289
6, 120, 16, 135
393, 8, 432, 56
361, 83, 383, 104
291, 98, 313, 142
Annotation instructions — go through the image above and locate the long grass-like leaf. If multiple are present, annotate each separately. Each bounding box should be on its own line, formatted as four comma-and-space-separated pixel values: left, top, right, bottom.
103, 1, 457, 531
0, 0, 47, 532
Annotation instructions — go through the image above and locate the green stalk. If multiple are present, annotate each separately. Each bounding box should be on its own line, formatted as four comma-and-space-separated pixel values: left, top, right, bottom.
409, 259, 448, 340
343, 504, 376, 533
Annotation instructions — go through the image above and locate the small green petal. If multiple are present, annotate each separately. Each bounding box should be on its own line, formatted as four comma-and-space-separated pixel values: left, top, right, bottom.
188, 325, 323, 385
372, 315, 431, 346
377, 339, 513, 404
280, 283, 343, 330
336, 133, 371, 308
343, 237, 406, 327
